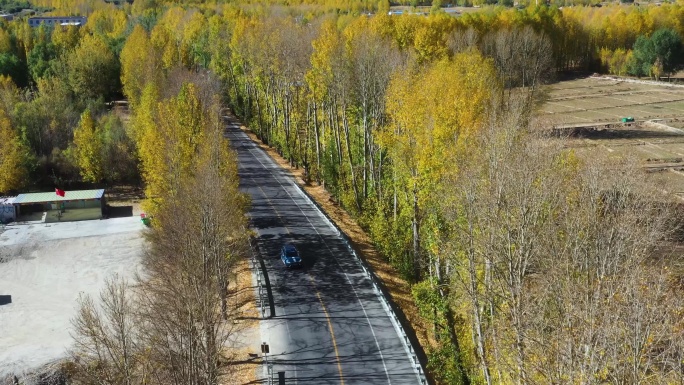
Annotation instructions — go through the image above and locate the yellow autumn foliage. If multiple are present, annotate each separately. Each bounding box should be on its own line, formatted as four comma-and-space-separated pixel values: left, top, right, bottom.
0, 106, 27, 193
72, 109, 103, 183
384, 50, 500, 200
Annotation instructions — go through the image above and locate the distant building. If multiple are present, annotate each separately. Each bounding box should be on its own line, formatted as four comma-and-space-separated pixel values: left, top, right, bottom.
0, 14, 14, 22
28, 16, 86, 28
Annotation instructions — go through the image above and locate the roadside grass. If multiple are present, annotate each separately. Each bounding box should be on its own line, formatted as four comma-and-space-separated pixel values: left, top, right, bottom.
221, 256, 259, 384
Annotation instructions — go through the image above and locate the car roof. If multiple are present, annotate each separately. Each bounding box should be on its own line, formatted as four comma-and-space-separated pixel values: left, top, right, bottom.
283, 244, 297, 251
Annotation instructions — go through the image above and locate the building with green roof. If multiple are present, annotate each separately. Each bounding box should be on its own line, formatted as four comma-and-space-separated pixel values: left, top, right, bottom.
13, 189, 105, 222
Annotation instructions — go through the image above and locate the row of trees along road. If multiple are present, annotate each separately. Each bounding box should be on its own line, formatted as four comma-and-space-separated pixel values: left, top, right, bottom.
0, 1, 682, 383
68, 78, 251, 384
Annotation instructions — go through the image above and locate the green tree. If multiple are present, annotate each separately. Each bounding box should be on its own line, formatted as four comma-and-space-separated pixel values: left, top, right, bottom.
628, 35, 651, 77
99, 113, 138, 184
630, 28, 683, 79
0, 53, 28, 88
27, 41, 57, 82
68, 34, 120, 101
651, 28, 683, 77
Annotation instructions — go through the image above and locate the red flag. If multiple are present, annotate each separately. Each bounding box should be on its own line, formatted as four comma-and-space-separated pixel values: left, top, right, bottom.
55, 188, 65, 197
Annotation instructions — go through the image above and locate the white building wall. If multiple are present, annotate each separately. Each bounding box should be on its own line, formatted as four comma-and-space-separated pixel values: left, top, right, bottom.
0, 197, 16, 223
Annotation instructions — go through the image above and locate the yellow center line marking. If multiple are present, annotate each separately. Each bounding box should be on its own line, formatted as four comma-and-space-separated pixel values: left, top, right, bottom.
256, 183, 345, 384
308, 274, 346, 385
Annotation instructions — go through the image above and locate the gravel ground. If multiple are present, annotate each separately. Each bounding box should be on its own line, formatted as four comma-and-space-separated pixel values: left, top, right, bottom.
0, 217, 145, 377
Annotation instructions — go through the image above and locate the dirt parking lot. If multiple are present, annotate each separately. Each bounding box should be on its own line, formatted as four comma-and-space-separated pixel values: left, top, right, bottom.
0, 217, 145, 377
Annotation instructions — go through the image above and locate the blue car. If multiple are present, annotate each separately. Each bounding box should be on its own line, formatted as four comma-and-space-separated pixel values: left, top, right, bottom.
280, 244, 302, 268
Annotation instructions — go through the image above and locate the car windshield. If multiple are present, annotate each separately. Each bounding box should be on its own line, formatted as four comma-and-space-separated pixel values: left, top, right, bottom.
285, 248, 298, 257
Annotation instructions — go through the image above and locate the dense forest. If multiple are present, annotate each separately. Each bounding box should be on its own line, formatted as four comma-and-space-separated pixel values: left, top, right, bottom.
2, 0, 684, 383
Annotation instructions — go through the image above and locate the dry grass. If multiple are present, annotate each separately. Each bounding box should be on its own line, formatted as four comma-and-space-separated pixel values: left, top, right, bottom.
222, 255, 260, 384
239, 126, 434, 380
221, 346, 260, 385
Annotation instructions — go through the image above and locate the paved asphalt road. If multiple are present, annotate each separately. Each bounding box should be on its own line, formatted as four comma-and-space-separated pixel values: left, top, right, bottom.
225, 118, 422, 385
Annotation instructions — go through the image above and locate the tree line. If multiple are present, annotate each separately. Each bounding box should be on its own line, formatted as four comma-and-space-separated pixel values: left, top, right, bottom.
0, 1, 683, 383
187, 6, 682, 384
67, 75, 250, 383
191, 6, 682, 384
0, 6, 134, 192
3, 3, 684, 193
